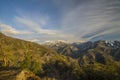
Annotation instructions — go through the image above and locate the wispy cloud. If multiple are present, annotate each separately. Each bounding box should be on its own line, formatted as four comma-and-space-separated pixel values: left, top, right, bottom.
28, 39, 40, 42
15, 16, 56, 35
60, 0, 120, 41
1, 0, 119, 43
13, 0, 120, 42
0, 23, 31, 35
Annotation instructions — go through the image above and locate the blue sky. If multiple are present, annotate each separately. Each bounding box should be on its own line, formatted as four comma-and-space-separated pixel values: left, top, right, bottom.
0, 0, 120, 43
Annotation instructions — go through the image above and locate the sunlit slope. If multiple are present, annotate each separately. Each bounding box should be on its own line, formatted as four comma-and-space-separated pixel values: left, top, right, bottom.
0, 32, 56, 67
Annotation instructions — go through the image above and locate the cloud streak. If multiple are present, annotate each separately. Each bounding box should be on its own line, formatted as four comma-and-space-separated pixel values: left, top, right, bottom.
0, 0, 120, 43
0, 23, 31, 35
15, 16, 56, 35
60, 0, 120, 41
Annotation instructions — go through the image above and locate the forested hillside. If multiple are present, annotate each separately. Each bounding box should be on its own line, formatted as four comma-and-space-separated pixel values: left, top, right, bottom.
0, 32, 120, 80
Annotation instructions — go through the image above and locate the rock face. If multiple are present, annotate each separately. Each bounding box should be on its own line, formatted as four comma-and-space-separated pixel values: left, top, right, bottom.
16, 70, 41, 80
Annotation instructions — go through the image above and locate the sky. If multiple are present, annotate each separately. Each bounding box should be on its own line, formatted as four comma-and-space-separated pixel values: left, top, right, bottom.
0, 0, 120, 43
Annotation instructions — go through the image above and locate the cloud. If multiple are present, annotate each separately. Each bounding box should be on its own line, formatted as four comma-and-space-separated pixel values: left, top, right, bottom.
60, 0, 120, 41
0, 23, 31, 35
13, 15, 72, 43
87, 27, 120, 40
28, 39, 40, 42
1, 0, 119, 43
13, 0, 120, 43
15, 16, 56, 35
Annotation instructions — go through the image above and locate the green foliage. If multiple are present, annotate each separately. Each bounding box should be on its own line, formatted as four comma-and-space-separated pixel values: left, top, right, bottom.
1, 32, 120, 80
82, 63, 120, 80
20, 53, 32, 69
30, 61, 43, 75
20, 53, 42, 75
0, 32, 56, 67
37, 60, 120, 80
38, 56, 85, 80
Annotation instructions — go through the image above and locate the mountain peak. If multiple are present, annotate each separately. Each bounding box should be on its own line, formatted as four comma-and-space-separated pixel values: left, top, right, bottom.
44, 40, 69, 45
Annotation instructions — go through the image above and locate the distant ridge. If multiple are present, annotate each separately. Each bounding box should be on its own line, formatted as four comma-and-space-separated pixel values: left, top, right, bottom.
44, 40, 120, 64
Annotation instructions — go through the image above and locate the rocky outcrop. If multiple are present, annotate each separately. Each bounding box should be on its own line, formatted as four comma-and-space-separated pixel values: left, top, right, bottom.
16, 70, 41, 80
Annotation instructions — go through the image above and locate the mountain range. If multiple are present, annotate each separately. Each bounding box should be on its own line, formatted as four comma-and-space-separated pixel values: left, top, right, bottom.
44, 40, 120, 64
0, 32, 120, 80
